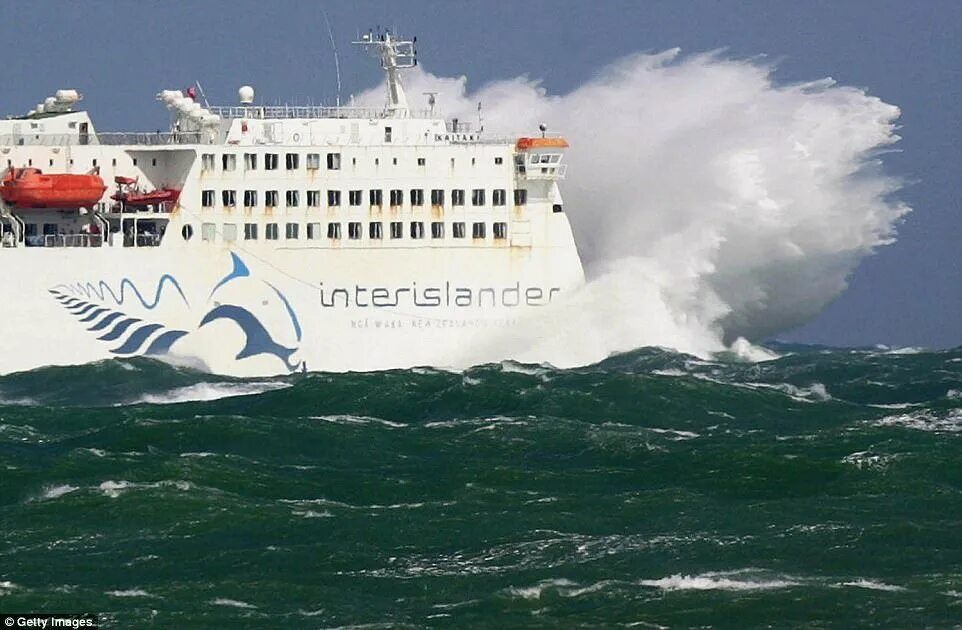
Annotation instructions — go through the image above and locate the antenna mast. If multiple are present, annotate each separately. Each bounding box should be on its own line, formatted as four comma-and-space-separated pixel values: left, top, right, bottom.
353, 29, 417, 117
320, 6, 342, 108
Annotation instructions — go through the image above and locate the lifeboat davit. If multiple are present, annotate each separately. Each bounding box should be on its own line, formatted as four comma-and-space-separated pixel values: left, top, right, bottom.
0, 168, 107, 209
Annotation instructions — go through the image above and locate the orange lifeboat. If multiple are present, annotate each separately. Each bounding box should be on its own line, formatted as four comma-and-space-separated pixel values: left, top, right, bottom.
0, 168, 106, 209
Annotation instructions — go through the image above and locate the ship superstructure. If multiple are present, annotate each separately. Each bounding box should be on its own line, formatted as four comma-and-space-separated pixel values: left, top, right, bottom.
0, 32, 583, 375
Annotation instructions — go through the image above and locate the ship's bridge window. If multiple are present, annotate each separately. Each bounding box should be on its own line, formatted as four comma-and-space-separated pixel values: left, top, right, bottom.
244, 153, 257, 170
410, 189, 424, 206
390, 189, 403, 206
452, 189, 465, 206
452, 222, 466, 238
202, 153, 215, 171
222, 190, 237, 207
390, 221, 403, 239
370, 190, 383, 207
223, 154, 236, 171
327, 222, 341, 239
327, 152, 341, 170
244, 223, 258, 240
410, 221, 425, 239
266, 223, 279, 240
285, 153, 299, 170
472, 222, 486, 239
431, 189, 444, 206
384, 126, 392, 143
514, 189, 527, 206
471, 189, 485, 206
307, 190, 321, 208
495, 156, 503, 165
328, 190, 341, 206
244, 190, 258, 207
493, 189, 506, 206
493, 222, 508, 239
201, 190, 215, 207
306, 153, 320, 170
223, 223, 237, 242
417, 157, 426, 166
265, 190, 279, 207
348, 222, 362, 240
201, 223, 216, 242
431, 221, 444, 239
265, 153, 279, 171
286, 190, 300, 207
349, 190, 363, 206
307, 222, 321, 240
182, 225, 194, 241
285, 222, 299, 239
369, 222, 383, 239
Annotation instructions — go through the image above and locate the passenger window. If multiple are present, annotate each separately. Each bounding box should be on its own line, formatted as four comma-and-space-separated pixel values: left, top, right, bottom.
452, 222, 465, 238
327, 223, 341, 239
431, 222, 444, 239
472, 222, 486, 238
410, 221, 424, 239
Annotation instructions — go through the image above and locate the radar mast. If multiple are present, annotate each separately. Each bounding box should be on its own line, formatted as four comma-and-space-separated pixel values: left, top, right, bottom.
353, 29, 417, 117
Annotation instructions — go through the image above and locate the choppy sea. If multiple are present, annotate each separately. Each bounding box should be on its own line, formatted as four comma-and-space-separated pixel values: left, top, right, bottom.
2, 344, 961, 627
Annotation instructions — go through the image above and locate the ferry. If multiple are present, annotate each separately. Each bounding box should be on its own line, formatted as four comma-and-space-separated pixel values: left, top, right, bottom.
0, 32, 584, 376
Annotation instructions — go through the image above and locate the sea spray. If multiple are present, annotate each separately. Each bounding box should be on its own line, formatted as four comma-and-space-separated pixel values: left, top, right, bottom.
357, 50, 909, 362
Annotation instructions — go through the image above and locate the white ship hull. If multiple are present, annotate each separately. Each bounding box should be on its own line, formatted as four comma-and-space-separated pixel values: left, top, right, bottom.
7, 240, 583, 376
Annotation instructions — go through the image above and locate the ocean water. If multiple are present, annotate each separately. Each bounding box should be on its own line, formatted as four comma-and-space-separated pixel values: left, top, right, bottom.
2, 345, 961, 627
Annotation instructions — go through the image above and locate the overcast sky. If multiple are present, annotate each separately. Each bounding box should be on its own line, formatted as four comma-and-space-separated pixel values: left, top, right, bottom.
2, 1, 959, 348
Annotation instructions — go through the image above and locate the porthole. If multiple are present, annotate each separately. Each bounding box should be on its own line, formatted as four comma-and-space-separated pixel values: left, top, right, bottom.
182, 225, 194, 241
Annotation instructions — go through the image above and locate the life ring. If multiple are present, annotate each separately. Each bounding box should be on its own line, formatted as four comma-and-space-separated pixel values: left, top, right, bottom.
292, 132, 301, 143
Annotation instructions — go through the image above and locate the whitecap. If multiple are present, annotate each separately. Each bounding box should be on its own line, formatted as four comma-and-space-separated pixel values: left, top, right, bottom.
210, 598, 257, 609
106, 588, 157, 598
0, 581, 17, 594
310, 415, 407, 428
291, 509, 334, 519
99, 480, 133, 498
841, 579, 906, 592
872, 410, 962, 433
507, 578, 578, 600
127, 381, 290, 405
649, 427, 700, 440
841, 451, 895, 471
38, 484, 79, 500
638, 570, 799, 591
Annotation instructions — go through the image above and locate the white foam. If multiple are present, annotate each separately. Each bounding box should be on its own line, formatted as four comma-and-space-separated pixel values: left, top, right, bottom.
638, 571, 799, 591
210, 598, 257, 609
311, 415, 407, 428
649, 428, 700, 440
39, 484, 79, 500
841, 451, 895, 471
99, 480, 133, 498
0, 581, 17, 594
128, 381, 290, 405
106, 588, 156, 598
353, 50, 908, 361
507, 579, 578, 600
841, 579, 906, 592
872, 409, 962, 433
291, 509, 334, 519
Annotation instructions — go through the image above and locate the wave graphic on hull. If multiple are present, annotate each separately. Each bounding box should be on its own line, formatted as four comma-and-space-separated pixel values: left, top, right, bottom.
51, 253, 303, 372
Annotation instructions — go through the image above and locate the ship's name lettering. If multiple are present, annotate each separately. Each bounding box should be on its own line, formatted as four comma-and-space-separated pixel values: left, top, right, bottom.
319, 282, 560, 308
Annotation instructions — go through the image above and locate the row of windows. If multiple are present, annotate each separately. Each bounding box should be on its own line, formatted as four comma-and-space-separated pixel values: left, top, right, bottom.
200, 188, 526, 208
193, 221, 509, 243
200, 152, 504, 172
